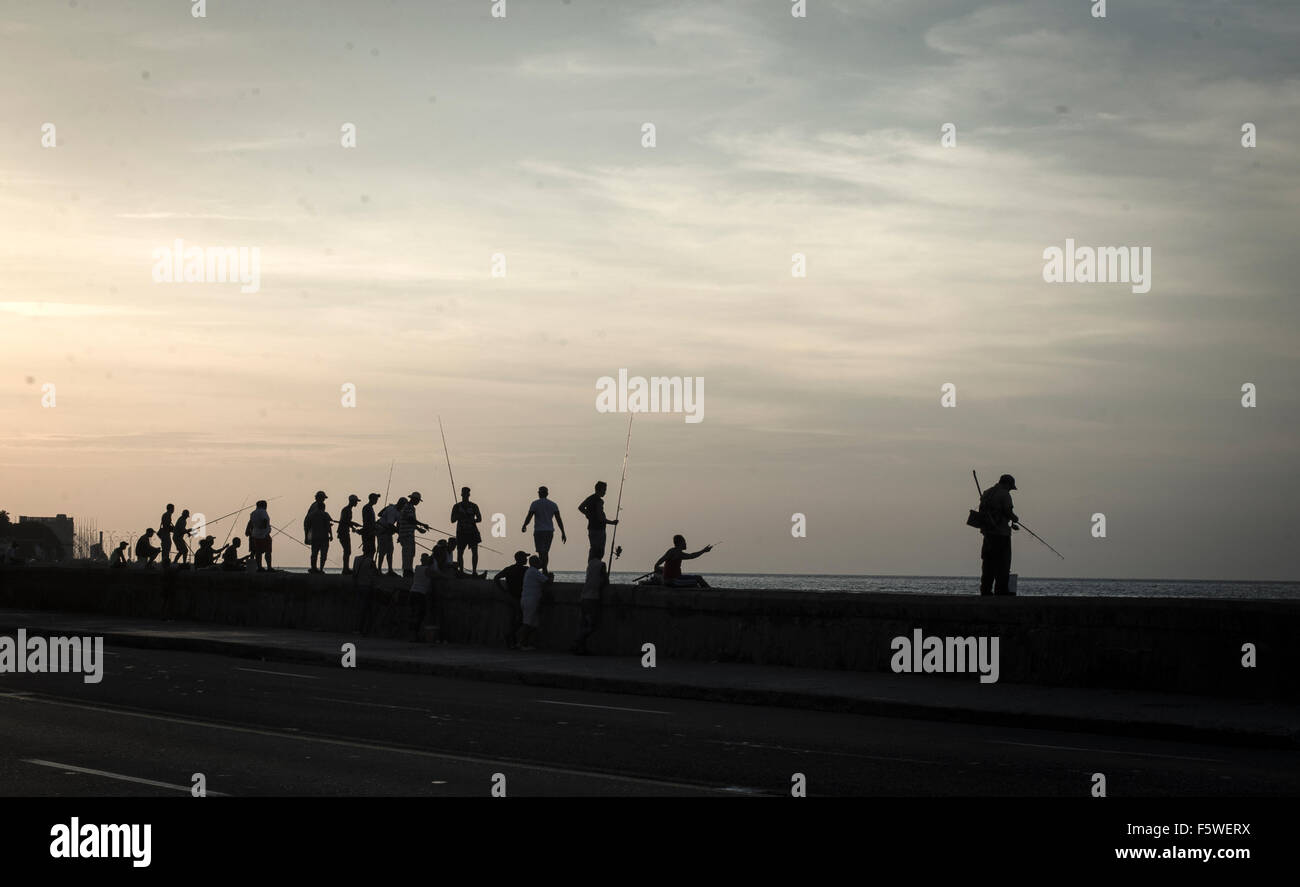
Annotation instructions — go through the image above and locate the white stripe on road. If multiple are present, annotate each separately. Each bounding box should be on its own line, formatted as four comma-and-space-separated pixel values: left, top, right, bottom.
308, 696, 443, 715
235, 667, 320, 680
536, 699, 672, 715
988, 740, 1228, 763
0, 692, 742, 795
23, 759, 231, 796
706, 739, 939, 765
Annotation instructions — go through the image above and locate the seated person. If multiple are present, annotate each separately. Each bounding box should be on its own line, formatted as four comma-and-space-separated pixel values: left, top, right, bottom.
221, 538, 251, 571
194, 536, 220, 569
653, 535, 713, 588
135, 529, 161, 565
109, 541, 130, 568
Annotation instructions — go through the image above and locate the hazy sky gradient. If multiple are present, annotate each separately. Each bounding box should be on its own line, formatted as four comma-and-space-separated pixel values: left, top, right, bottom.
2, 0, 1298, 579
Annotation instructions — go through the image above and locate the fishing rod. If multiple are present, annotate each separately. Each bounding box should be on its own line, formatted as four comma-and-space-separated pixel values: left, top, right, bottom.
606, 414, 633, 575
382, 460, 395, 508
204, 495, 283, 529
973, 469, 1063, 559
438, 416, 457, 503
219, 495, 248, 550
1017, 521, 1065, 560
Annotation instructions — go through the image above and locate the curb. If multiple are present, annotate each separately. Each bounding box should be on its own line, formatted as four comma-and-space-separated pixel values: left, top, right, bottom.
8, 622, 1295, 751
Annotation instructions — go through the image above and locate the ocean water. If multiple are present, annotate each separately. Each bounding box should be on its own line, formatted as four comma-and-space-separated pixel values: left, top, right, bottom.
282, 567, 1299, 599
552, 572, 1300, 599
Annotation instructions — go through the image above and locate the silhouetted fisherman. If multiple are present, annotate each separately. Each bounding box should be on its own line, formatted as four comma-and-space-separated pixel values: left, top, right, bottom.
450, 487, 483, 577
361, 493, 381, 568
377, 498, 403, 576
578, 481, 619, 560
172, 509, 193, 565
222, 538, 250, 571
194, 536, 220, 569
158, 504, 175, 566
654, 535, 713, 588
304, 490, 328, 544
339, 494, 362, 575
135, 528, 161, 565
110, 541, 129, 568
572, 556, 610, 655
522, 486, 566, 574
246, 500, 274, 572
979, 474, 1020, 596
399, 491, 430, 578
494, 551, 529, 649
306, 500, 333, 573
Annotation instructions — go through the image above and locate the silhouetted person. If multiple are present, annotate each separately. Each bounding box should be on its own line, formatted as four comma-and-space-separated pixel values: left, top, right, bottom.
246, 500, 274, 572
110, 541, 129, 568
361, 493, 380, 569
516, 555, 551, 651
408, 553, 437, 638
135, 528, 160, 565
578, 482, 618, 560
573, 556, 610, 655
450, 487, 483, 577
222, 537, 250, 571
377, 498, 403, 576
304, 490, 328, 544
655, 535, 713, 588
307, 500, 333, 573
158, 504, 175, 567
194, 536, 219, 569
522, 486, 566, 574
979, 474, 1020, 596
494, 551, 529, 649
171, 509, 193, 565
339, 494, 361, 575
399, 491, 430, 578
432, 539, 454, 574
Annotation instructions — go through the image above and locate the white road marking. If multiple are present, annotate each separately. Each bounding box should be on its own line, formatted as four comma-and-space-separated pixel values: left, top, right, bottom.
23, 759, 231, 796
988, 740, 1228, 763
2, 692, 738, 794
705, 739, 939, 765
235, 667, 319, 680
308, 695, 441, 715
536, 699, 672, 715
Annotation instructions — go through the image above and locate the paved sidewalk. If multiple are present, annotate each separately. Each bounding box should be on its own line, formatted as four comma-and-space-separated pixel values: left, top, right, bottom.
1, 608, 1295, 748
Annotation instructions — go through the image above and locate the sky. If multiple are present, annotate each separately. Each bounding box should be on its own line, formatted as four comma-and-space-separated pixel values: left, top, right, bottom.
2, 0, 1298, 580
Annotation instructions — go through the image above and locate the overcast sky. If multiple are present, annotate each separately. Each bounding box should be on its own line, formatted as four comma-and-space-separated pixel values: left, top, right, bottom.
2, 0, 1297, 579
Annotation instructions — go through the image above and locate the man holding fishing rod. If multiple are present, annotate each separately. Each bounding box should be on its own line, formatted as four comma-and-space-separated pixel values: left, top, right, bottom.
977, 474, 1020, 596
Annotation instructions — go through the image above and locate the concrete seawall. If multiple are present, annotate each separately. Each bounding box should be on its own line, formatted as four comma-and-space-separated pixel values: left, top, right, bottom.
1, 566, 1295, 701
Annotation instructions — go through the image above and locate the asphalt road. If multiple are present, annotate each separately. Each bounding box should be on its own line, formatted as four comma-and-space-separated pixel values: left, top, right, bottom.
1, 647, 1296, 796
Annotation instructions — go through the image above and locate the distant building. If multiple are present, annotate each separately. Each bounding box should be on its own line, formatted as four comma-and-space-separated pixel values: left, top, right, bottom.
18, 514, 75, 562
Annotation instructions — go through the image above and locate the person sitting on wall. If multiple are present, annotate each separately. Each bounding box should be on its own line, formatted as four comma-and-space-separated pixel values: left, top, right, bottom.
653, 535, 713, 588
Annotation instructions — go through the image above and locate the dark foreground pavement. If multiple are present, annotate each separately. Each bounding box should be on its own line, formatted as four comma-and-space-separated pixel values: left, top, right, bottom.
0, 609, 1297, 796
1, 608, 1296, 749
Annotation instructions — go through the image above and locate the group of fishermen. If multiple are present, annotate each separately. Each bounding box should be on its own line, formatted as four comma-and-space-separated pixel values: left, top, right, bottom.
117, 480, 671, 581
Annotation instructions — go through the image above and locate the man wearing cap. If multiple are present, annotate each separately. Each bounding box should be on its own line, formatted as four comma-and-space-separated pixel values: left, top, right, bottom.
399, 492, 430, 578
978, 474, 1021, 596
338, 495, 362, 575
361, 493, 380, 569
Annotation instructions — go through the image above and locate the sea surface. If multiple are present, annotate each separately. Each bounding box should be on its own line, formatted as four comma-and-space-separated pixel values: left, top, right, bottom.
288, 567, 1299, 599
553, 572, 1300, 599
